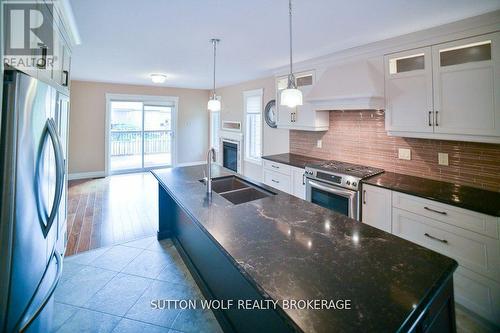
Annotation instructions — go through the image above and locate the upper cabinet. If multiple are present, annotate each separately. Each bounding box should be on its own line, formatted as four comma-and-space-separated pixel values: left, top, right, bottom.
385, 47, 434, 133
432, 34, 499, 137
385, 32, 500, 143
276, 70, 329, 131
6, 0, 77, 92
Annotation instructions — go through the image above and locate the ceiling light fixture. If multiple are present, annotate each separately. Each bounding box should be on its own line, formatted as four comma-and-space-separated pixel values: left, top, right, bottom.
150, 73, 167, 83
208, 38, 221, 112
280, 0, 302, 108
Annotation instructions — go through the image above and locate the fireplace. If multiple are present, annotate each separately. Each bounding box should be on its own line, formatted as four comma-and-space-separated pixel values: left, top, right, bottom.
222, 141, 238, 172
219, 130, 243, 173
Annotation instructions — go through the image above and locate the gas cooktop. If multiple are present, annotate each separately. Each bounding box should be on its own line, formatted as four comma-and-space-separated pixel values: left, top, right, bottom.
308, 160, 385, 179
305, 160, 385, 190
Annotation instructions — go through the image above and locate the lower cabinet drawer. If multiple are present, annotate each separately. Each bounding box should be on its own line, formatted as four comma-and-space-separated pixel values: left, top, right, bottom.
454, 266, 500, 326
392, 192, 499, 239
264, 170, 291, 194
392, 208, 500, 282
263, 160, 291, 175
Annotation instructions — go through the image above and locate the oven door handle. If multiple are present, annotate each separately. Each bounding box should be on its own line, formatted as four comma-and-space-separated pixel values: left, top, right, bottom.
307, 179, 357, 198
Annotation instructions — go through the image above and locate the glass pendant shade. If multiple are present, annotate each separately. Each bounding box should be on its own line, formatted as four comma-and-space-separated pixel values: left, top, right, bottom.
281, 88, 303, 108
207, 97, 221, 112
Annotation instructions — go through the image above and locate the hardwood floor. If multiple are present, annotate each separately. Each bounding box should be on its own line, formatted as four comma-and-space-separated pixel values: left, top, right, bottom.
65, 172, 158, 256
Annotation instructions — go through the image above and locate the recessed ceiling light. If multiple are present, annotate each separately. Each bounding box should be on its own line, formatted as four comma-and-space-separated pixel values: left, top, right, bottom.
150, 73, 167, 83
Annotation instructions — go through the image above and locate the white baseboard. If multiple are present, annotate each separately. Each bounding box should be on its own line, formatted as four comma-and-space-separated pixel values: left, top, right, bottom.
69, 162, 205, 180
68, 171, 106, 180
176, 161, 205, 167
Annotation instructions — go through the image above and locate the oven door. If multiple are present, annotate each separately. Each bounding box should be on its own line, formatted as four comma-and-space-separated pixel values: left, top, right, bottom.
306, 178, 359, 220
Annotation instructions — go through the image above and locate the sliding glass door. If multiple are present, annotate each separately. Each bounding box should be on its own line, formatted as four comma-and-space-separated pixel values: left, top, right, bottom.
109, 99, 174, 173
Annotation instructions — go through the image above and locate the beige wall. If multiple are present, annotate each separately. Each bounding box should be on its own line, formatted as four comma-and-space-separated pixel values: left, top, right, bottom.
68, 80, 209, 174
217, 76, 289, 181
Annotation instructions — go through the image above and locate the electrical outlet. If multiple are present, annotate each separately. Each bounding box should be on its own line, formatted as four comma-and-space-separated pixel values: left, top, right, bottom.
317, 140, 322, 148
398, 148, 411, 160
438, 153, 449, 166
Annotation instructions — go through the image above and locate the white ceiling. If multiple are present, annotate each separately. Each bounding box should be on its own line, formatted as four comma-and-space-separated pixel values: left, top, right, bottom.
70, 0, 500, 89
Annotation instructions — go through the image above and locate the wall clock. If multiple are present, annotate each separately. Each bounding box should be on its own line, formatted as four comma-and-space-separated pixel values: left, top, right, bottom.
264, 100, 277, 128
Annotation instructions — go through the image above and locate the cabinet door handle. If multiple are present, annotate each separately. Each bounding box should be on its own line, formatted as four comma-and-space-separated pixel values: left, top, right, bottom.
424, 233, 448, 244
363, 190, 366, 204
271, 165, 279, 169
424, 206, 447, 215
435, 111, 439, 126
37, 43, 47, 69
62, 70, 69, 86
271, 179, 279, 184
428, 111, 432, 126
302, 173, 305, 185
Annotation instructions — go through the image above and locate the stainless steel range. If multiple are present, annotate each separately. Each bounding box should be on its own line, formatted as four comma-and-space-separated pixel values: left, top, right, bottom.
304, 161, 384, 220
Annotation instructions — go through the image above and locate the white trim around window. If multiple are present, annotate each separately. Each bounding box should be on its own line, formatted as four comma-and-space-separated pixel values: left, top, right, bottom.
243, 88, 263, 165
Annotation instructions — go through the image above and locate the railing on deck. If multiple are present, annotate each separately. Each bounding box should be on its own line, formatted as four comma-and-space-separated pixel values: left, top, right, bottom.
110, 130, 172, 156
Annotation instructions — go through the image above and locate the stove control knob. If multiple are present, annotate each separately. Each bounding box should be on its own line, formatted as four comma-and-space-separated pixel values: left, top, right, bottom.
346, 180, 351, 185
352, 182, 357, 187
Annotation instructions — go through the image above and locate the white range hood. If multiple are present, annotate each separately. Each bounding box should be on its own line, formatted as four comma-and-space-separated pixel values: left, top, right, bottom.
305, 58, 385, 110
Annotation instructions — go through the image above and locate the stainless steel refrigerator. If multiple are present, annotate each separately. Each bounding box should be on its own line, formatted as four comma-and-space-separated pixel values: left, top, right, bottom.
0, 67, 69, 332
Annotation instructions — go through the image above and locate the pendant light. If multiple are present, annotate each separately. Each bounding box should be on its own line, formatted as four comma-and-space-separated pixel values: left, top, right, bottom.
208, 38, 221, 112
280, 0, 303, 108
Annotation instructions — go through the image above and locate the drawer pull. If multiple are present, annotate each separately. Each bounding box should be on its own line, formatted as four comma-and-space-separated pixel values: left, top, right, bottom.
271, 165, 279, 169
424, 206, 447, 215
424, 233, 448, 244
271, 179, 280, 184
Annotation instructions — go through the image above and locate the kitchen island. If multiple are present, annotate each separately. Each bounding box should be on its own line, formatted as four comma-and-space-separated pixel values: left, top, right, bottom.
152, 165, 458, 333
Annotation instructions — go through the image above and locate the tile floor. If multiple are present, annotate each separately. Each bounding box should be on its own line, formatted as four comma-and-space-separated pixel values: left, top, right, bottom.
53, 235, 497, 333
52, 236, 222, 333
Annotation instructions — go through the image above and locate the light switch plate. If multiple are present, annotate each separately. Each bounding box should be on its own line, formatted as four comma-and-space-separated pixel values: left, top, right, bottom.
398, 148, 411, 160
317, 140, 322, 148
438, 153, 449, 166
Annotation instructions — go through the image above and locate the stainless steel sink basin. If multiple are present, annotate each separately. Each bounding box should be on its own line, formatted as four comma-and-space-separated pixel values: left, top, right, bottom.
199, 175, 275, 204
207, 176, 250, 193
219, 187, 271, 205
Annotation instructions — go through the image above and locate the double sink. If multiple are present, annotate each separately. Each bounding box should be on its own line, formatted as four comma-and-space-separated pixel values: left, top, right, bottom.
200, 176, 275, 205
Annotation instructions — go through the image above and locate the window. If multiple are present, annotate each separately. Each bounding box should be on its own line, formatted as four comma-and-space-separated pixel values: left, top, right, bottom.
244, 89, 263, 164
106, 94, 177, 174
210, 111, 220, 150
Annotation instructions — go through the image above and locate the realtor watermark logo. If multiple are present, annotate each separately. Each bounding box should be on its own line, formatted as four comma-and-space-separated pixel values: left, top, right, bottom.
3, 1, 55, 69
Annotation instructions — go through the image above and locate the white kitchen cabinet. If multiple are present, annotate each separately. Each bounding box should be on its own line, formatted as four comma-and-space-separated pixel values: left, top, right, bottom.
276, 70, 329, 131
263, 161, 306, 199
392, 207, 500, 282
432, 33, 500, 137
454, 266, 500, 326
385, 47, 434, 133
291, 167, 306, 200
361, 184, 392, 233
392, 191, 499, 238
361, 184, 500, 324
385, 32, 500, 143
264, 169, 291, 193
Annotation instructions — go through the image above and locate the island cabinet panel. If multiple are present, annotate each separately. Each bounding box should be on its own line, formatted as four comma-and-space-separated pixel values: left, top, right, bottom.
405, 277, 456, 333
158, 186, 299, 333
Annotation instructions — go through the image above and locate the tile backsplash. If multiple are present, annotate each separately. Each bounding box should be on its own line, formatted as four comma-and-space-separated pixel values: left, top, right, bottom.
290, 110, 500, 192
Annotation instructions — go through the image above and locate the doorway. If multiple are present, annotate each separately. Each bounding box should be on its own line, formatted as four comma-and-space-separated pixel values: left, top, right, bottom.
106, 94, 177, 174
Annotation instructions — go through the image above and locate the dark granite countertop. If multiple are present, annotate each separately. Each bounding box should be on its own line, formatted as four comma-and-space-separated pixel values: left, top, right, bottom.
363, 172, 500, 217
152, 165, 457, 333
262, 153, 327, 169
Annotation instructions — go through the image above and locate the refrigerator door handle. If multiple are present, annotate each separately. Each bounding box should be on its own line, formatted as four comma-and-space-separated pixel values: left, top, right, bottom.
16, 250, 63, 332
36, 118, 65, 237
